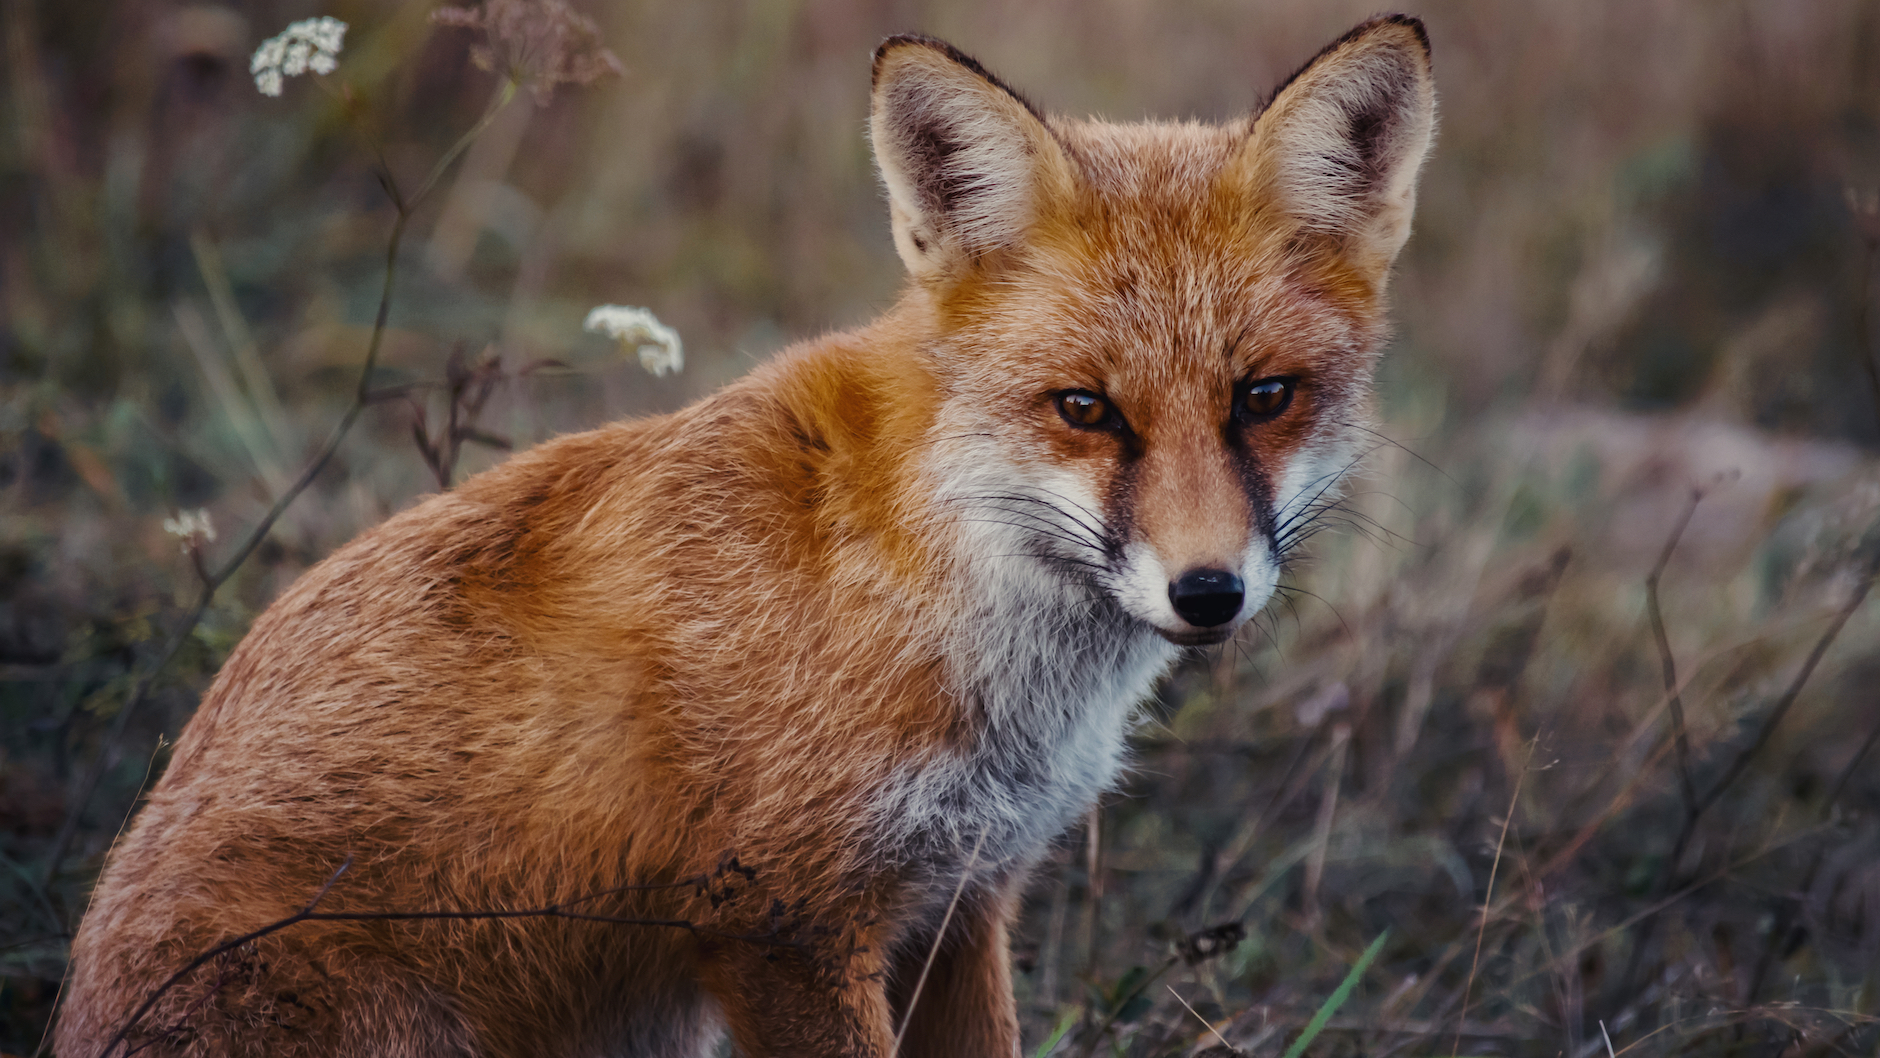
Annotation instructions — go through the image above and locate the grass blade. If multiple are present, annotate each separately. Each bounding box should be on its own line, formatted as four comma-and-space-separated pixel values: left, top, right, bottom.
1279, 929, 1389, 1058
1030, 1006, 1081, 1058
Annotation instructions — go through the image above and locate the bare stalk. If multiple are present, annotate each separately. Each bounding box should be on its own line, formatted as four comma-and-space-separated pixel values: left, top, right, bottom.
1617, 540, 1879, 1004
1452, 735, 1536, 1058
99, 858, 787, 1058
37, 79, 519, 895
892, 831, 986, 1057
1644, 489, 1703, 815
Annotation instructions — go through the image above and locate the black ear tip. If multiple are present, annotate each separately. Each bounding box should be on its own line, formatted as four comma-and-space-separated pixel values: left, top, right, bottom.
871, 34, 956, 84
1363, 13, 1431, 56
868, 35, 1043, 120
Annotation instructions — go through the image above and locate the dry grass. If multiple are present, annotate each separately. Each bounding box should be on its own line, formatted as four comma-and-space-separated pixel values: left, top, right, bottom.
3, 0, 1879, 1054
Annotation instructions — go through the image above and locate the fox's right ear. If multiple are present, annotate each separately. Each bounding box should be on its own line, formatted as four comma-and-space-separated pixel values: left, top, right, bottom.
1234, 15, 1437, 285
870, 37, 1074, 282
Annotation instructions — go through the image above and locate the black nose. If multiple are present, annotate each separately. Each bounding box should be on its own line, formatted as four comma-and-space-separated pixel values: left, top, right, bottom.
1168, 568, 1245, 628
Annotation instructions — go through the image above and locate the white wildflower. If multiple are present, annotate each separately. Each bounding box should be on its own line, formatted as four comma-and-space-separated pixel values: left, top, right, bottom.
162, 509, 217, 551
584, 305, 685, 377
251, 17, 347, 97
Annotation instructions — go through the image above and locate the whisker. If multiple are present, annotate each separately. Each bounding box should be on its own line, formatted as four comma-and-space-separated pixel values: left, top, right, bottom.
1333, 420, 1458, 488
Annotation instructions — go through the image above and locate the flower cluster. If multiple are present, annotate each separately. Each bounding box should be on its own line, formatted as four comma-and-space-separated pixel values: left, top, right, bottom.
584, 306, 684, 377
432, 0, 624, 104
162, 509, 217, 551
250, 17, 347, 97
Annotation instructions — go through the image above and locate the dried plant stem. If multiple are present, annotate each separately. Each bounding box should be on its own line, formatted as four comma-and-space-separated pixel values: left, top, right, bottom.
36, 79, 519, 896
892, 830, 986, 1057
1301, 723, 1351, 920
1452, 735, 1536, 1058
99, 859, 776, 1058
1683, 548, 1876, 831
1745, 648, 1880, 1009
1168, 985, 1238, 1055
1645, 488, 1702, 815
1855, 232, 1880, 425
1079, 805, 1103, 977
1038, 864, 1070, 1009
1076, 955, 1179, 1058
1618, 542, 1879, 1001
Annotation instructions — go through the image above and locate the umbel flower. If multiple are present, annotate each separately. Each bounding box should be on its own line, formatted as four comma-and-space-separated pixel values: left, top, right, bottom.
162, 509, 217, 551
585, 306, 684, 378
432, 0, 624, 104
250, 16, 347, 96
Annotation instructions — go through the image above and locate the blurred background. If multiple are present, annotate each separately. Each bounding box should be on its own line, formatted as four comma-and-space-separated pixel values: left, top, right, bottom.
4, 0, 1880, 1054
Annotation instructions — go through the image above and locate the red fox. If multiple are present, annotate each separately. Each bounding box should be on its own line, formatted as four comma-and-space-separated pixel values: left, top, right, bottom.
58, 16, 1434, 1057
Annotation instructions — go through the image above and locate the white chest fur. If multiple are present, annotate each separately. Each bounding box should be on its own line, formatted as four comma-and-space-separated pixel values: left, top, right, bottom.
865, 467, 1181, 877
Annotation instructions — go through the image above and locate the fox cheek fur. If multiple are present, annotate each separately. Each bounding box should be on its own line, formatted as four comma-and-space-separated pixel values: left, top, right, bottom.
56, 17, 1433, 1058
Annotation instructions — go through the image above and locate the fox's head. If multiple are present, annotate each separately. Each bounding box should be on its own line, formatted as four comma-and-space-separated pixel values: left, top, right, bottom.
872, 17, 1435, 646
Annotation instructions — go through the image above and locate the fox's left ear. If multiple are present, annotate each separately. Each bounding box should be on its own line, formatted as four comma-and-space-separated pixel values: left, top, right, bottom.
1235, 15, 1437, 284
870, 36, 1075, 282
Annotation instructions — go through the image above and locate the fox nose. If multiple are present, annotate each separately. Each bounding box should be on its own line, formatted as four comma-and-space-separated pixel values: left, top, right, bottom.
1168, 568, 1245, 628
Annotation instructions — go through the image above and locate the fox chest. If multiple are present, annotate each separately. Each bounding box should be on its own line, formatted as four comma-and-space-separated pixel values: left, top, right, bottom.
866, 590, 1179, 875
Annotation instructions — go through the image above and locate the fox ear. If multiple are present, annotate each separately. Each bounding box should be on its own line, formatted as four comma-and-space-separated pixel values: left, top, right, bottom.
870, 36, 1073, 280
1237, 15, 1436, 282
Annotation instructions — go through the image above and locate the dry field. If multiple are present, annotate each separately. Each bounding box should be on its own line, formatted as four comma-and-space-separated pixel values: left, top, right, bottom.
3, 0, 1878, 1053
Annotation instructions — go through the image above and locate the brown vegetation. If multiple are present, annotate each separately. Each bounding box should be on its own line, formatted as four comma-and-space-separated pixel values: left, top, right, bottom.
3, 0, 1878, 1055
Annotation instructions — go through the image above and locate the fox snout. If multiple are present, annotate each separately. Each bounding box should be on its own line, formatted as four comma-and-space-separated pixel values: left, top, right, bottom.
1129, 548, 1270, 647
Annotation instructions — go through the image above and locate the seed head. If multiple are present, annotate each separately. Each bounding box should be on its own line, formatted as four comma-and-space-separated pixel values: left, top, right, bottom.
432, 0, 624, 104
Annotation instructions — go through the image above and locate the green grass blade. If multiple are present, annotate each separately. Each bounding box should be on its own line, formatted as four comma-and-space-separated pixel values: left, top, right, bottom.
1029, 1006, 1080, 1058
1279, 929, 1390, 1058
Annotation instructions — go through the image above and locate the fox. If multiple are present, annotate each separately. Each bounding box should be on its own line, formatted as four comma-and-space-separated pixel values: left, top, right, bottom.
56, 15, 1435, 1058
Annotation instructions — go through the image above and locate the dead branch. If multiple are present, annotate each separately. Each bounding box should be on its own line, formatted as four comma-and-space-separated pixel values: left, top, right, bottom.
1644, 488, 1703, 815
37, 82, 522, 897
100, 856, 799, 1058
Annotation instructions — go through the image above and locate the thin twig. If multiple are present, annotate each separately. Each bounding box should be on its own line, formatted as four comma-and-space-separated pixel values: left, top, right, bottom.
1453, 735, 1537, 1058
1851, 209, 1880, 426
1076, 955, 1180, 1058
1617, 541, 1879, 1002
1645, 488, 1702, 815
892, 830, 987, 1057
1745, 678, 1880, 1009
100, 860, 781, 1058
1823, 712, 1880, 813
36, 79, 519, 896
1683, 546, 1878, 834
1301, 722, 1351, 920
1169, 985, 1238, 1055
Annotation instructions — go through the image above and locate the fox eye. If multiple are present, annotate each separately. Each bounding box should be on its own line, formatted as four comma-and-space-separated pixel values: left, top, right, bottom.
1056, 391, 1117, 430
1235, 377, 1296, 423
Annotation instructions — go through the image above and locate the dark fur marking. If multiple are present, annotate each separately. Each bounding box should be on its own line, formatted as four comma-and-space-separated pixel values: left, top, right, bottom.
872, 34, 1045, 121
1223, 419, 1280, 544
789, 422, 832, 457
886, 83, 966, 217
1103, 436, 1142, 569
1346, 94, 1395, 174
1255, 13, 1429, 118
875, 34, 1081, 231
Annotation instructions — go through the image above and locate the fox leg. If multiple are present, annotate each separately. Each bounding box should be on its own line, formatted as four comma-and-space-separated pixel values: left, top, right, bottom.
890, 884, 1023, 1058
696, 935, 896, 1058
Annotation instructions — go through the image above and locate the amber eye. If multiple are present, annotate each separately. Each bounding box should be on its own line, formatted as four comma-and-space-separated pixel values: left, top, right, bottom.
1056, 391, 1115, 429
1236, 377, 1296, 423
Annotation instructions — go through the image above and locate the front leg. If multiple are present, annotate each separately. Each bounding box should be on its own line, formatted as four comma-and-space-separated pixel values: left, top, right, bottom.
890, 881, 1023, 1058
698, 926, 897, 1058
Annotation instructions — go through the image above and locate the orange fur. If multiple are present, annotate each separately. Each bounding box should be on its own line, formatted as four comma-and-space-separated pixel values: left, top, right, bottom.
58, 18, 1434, 1057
